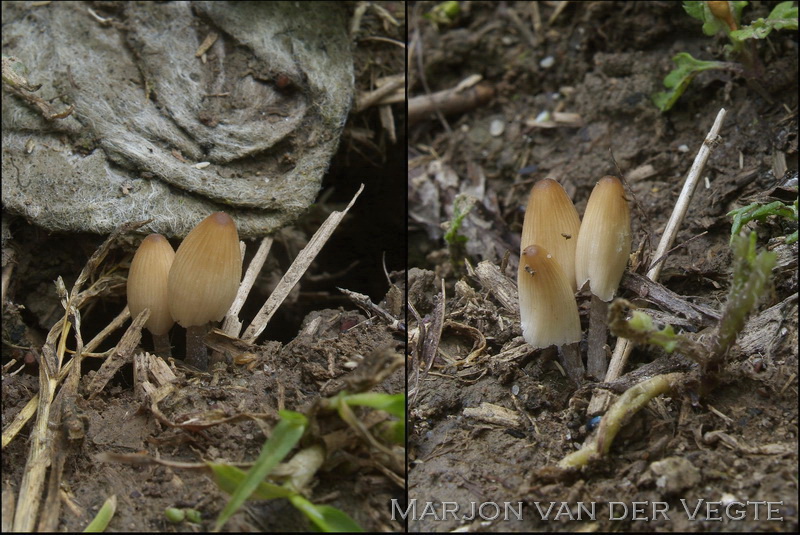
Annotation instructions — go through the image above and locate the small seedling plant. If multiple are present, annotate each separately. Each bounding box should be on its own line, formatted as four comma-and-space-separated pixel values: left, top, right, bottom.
653, 1, 798, 111
728, 198, 798, 245
209, 392, 404, 532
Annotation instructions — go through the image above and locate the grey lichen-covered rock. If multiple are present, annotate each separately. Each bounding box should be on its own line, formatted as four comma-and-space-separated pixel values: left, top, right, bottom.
1, 1, 354, 238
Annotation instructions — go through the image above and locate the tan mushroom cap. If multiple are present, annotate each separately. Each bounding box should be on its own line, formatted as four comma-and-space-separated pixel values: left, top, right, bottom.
168, 212, 242, 327
127, 234, 176, 335
518, 244, 582, 349
575, 176, 631, 301
520, 178, 582, 292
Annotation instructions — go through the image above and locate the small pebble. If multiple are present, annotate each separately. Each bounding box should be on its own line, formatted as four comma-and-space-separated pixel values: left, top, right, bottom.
490, 119, 505, 137
677, 144, 690, 153
511, 384, 520, 396
539, 56, 555, 69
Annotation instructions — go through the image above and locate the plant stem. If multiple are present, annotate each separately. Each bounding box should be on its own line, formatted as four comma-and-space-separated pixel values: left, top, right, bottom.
185, 324, 208, 370
558, 342, 583, 384
559, 372, 684, 468
587, 295, 609, 380
152, 333, 172, 358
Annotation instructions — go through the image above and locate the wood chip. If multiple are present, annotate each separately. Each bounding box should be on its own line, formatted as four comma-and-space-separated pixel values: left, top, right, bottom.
620, 271, 721, 328
195, 31, 219, 58
463, 402, 521, 427
471, 260, 518, 313
87, 309, 149, 399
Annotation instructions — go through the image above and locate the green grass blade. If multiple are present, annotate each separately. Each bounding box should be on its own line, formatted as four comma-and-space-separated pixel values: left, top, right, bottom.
288, 493, 364, 532
83, 495, 117, 532
208, 463, 295, 500
342, 392, 405, 419
213, 410, 307, 531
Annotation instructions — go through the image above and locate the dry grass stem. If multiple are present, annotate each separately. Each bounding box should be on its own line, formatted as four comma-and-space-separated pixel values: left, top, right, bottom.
10, 222, 146, 532
221, 236, 273, 338
620, 272, 720, 327
87, 309, 150, 398
409, 77, 494, 125
242, 184, 365, 343
357, 74, 405, 111
338, 287, 404, 332
84, 306, 131, 353
409, 279, 445, 404
2, 307, 131, 450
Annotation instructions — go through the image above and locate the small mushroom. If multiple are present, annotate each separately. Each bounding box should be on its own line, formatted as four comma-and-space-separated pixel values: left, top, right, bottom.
168, 212, 241, 369
127, 234, 175, 356
575, 176, 631, 379
520, 178, 582, 292
518, 244, 583, 382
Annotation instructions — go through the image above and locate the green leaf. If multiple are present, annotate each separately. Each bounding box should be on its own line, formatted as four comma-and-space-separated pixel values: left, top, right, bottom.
84, 495, 117, 532
730, 1, 797, 40
628, 310, 654, 332
208, 464, 295, 500
213, 411, 307, 531
653, 52, 728, 111
684, 1, 750, 44
683, 1, 708, 23
684, 1, 729, 35
769, 0, 799, 20
342, 392, 405, 419
660, 325, 679, 353
289, 494, 364, 532
376, 419, 406, 445
713, 232, 777, 358
424, 1, 461, 26
444, 194, 477, 246
727, 199, 798, 244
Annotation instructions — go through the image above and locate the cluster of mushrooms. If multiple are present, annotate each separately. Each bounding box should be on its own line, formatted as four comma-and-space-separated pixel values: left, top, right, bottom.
127, 212, 242, 370
517, 177, 631, 382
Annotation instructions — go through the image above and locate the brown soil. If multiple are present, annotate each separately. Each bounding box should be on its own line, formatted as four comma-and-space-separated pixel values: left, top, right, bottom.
1, 2, 406, 533
407, 1, 797, 532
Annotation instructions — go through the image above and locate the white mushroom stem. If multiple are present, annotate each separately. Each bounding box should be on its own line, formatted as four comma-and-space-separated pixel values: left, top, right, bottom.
587, 295, 609, 380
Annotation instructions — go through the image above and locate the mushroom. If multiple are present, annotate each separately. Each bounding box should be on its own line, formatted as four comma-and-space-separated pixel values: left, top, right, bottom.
168, 212, 242, 369
518, 244, 583, 383
575, 176, 632, 379
520, 178, 582, 292
127, 234, 176, 357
